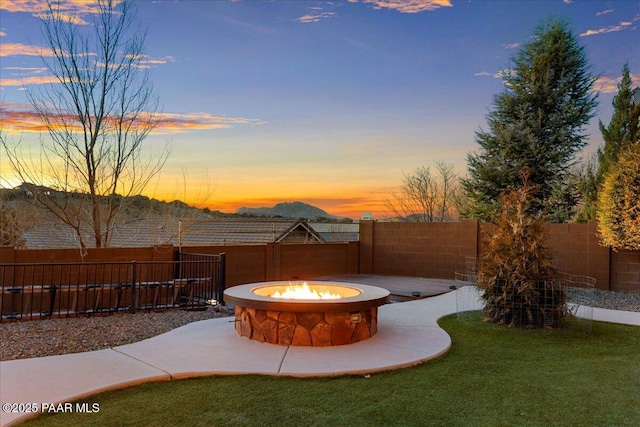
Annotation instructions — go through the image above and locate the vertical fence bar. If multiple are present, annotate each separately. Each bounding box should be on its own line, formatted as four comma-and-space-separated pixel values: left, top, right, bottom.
130, 261, 137, 314
217, 253, 226, 305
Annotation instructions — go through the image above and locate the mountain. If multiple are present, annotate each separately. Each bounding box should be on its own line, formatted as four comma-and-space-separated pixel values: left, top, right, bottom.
0, 184, 230, 222
236, 201, 343, 220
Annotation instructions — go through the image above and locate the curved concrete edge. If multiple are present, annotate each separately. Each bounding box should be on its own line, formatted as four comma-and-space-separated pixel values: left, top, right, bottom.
2, 288, 638, 427
0, 349, 170, 427
590, 306, 640, 326
278, 326, 452, 377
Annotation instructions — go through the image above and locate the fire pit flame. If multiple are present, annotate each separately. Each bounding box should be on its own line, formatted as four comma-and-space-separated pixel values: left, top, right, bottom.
270, 282, 342, 300
224, 281, 390, 346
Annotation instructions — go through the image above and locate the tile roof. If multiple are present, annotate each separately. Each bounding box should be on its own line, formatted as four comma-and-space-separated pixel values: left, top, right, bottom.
308, 223, 360, 242
20, 219, 325, 249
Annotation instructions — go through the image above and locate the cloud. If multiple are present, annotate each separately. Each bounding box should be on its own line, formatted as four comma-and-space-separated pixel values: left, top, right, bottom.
0, 76, 60, 87
580, 14, 640, 37
4, 66, 48, 73
349, 0, 452, 13
104, 54, 177, 69
474, 70, 640, 94
474, 70, 504, 79
594, 73, 640, 94
296, 12, 336, 23
0, 104, 265, 135
1, 52, 175, 87
153, 112, 266, 134
0, 43, 54, 57
136, 55, 177, 69
596, 9, 614, 17
0, 0, 122, 21
1, 1, 129, 26
502, 43, 520, 49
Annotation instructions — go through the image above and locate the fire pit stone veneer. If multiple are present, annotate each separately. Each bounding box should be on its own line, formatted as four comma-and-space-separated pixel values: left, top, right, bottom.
223, 281, 390, 347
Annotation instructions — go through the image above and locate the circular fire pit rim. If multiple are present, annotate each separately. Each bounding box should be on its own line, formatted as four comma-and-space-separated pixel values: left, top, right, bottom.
223, 280, 390, 313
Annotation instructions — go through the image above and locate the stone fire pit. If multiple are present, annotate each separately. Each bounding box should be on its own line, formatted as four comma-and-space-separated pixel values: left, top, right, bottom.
223, 281, 390, 347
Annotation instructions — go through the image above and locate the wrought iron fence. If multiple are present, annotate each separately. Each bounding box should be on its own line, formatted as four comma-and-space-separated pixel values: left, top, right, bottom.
0, 253, 225, 322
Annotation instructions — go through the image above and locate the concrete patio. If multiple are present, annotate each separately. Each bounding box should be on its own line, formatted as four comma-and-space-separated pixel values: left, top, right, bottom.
1, 281, 638, 427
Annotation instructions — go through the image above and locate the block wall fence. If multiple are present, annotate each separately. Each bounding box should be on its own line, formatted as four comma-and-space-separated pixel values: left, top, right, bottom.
359, 220, 638, 292
0, 221, 637, 292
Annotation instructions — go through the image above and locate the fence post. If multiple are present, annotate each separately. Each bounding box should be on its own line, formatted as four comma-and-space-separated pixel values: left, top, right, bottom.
217, 253, 226, 305
130, 261, 137, 314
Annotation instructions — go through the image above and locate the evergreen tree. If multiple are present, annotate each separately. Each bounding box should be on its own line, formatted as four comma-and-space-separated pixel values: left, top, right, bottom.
462, 18, 598, 221
576, 64, 640, 222
597, 64, 640, 184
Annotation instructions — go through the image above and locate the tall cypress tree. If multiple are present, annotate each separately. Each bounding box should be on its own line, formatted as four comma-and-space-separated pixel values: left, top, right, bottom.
461, 18, 598, 221
597, 63, 640, 182
576, 64, 640, 223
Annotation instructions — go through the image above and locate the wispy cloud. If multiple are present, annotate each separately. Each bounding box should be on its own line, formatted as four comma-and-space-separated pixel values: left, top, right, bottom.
139, 56, 177, 68
222, 16, 278, 36
474, 70, 506, 79
0, 0, 122, 24
596, 9, 614, 17
0, 42, 54, 57
296, 12, 336, 24
0, 76, 60, 87
349, 0, 452, 13
594, 73, 640, 94
105, 54, 177, 69
0, 0, 123, 18
0, 104, 266, 135
474, 70, 640, 93
4, 66, 48, 73
580, 14, 640, 37
502, 43, 519, 49
1, 52, 175, 88
153, 112, 266, 134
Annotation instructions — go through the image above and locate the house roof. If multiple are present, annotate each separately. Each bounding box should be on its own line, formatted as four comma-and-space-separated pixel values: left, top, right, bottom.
20, 219, 325, 249
308, 223, 360, 242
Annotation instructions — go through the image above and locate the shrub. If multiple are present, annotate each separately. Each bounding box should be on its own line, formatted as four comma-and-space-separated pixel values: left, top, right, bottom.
597, 144, 640, 251
477, 169, 565, 328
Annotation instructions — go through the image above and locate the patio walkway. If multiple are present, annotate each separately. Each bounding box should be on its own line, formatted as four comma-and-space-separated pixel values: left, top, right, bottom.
311, 274, 456, 301
1, 282, 638, 427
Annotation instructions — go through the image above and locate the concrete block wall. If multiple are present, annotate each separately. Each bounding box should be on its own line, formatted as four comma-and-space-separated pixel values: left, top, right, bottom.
611, 250, 640, 292
545, 223, 610, 290
363, 220, 478, 279
178, 242, 359, 287
365, 220, 636, 291
180, 244, 268, 287
280, 242, 358, 280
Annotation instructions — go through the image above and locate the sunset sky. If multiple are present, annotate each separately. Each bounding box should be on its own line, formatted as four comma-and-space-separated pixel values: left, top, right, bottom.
1, 0, 639, 219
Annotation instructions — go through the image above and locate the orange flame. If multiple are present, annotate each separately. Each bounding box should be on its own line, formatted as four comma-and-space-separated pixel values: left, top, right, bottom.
270, 282, 343, 300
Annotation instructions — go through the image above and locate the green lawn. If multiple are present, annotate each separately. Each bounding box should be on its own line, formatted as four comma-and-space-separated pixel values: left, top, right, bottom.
22, 314, 640, 427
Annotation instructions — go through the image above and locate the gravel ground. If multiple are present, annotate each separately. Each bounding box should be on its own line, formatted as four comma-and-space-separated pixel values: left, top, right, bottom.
1, 306, 233, 361
1, 290, 638, 362
565, 288, 640, 311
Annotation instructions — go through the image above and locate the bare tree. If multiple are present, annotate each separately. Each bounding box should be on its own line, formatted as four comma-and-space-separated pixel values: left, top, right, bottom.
385, 162, 460, 222
0, 203, 26, 248
1, 0, 168, 250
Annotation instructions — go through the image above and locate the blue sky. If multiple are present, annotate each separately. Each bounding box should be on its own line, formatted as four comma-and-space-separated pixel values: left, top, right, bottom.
1, 0, 639, 218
